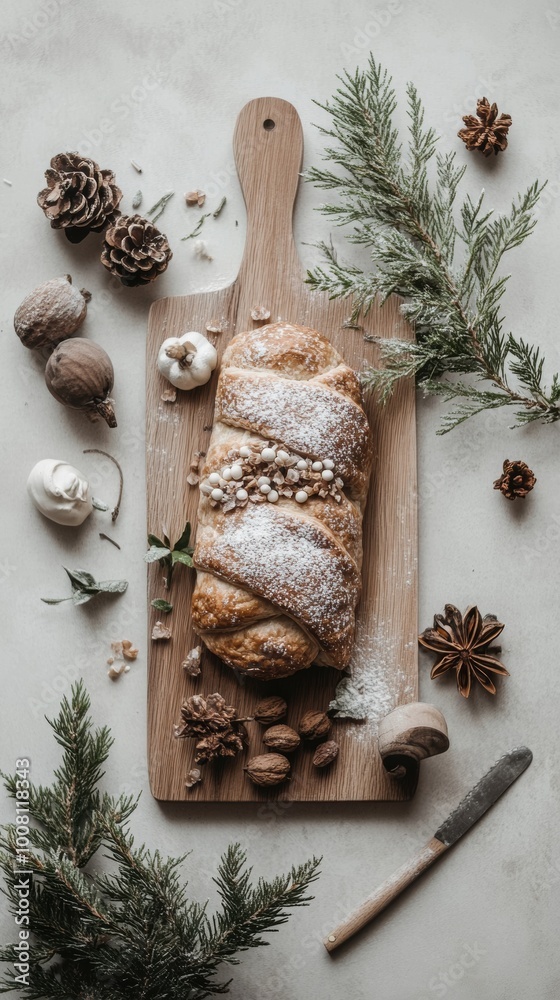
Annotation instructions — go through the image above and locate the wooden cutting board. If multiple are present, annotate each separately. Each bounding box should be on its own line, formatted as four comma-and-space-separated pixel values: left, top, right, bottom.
146, 97, 417, 802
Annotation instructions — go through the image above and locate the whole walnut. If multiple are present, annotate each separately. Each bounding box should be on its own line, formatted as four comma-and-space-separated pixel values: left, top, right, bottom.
298, 710, 331, 742
312, 741, 340, 768
253, 696, 287, 725
262, 725, 300, 753
244, 753, 291, 787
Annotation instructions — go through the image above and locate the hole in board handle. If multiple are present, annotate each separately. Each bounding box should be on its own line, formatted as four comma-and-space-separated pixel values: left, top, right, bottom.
263, 119, 276, 131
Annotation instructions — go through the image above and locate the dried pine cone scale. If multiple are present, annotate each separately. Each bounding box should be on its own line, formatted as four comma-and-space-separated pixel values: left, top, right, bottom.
38, 153, 122, 243
101, 214, 172, 286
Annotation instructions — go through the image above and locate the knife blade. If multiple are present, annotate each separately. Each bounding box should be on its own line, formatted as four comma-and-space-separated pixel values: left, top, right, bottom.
324, 747, 533, 953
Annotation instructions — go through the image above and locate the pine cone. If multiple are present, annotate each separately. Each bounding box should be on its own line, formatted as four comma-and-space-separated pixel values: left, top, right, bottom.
175, 693, 248, 764
100, 214, 172, 287
458, 97, 512, 157
493, 459, 536, 500
37, 153, 122, 244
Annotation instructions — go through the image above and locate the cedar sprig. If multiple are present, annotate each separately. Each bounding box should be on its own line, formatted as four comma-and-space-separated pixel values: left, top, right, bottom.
0, 682, 320, 999
306, 56, 560, 433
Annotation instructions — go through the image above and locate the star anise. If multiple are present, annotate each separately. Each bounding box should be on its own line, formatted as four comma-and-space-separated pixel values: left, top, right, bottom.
174, 693, 248, 763
458, 97, 512, 157
419, 604, 509, 698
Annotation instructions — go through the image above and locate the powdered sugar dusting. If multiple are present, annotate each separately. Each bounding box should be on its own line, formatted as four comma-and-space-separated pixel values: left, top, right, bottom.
331, 617, 405, 741
217, 370, 371, 497
195, 503, 360, 664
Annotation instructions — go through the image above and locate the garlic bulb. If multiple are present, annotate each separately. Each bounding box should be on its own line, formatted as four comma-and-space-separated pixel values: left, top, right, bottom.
27, 459, 93, 526
157, 331, 217, 390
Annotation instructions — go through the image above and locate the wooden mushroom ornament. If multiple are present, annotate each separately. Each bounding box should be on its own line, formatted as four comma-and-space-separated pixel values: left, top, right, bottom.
157, 331, 217, 391
377, 703, 449, 779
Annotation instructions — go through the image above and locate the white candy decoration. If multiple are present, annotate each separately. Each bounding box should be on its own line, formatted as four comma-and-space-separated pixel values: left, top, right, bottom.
27, 459, 93, 527
296, 459, 308, 470
239, 446, 251, 458
211, 488, 224, 501
258, 476, 270, 486
236, 488, 248, 501
321, 469, 334, 482
260, 483, 271, 494
276, 450, 289, 463
261, 447, 276, 462
222, 467, 233, 481
267, 490, 279, 502
312, 461, 323, 472
323, 459, 334, 470
157, 331, 217, 391
208, 472, 221, 486
230, 465, 243, 480
295, 490, 309, 503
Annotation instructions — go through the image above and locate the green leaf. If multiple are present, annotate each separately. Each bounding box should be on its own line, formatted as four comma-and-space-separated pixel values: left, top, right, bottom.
171, 549, 193, 567
174, 521, 192, 552
144, 545, 171, 563
72, 590, 96, 605
151, 599, 173, 613
95, 579, 129, 594
64, 568, 97, 591
147, 533, 164, 548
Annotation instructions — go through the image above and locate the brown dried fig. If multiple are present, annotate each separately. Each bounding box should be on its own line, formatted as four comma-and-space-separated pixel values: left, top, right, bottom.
45, 339, 117, 427
14, 275, 91, 351
244, 753, 291, 787
262, 725, 300, 753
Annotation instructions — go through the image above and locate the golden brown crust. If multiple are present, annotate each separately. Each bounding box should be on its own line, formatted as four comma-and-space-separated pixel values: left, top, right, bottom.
192, 323, 373, 680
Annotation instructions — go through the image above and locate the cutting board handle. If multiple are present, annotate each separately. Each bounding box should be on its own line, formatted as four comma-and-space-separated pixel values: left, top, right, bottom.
234, 97, 303, 288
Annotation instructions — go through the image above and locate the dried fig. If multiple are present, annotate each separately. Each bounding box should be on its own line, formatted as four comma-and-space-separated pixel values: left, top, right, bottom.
45, 339, 117, 427
14, 275, 91, 351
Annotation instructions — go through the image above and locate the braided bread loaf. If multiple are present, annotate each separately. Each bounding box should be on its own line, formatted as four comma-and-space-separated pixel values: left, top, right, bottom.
192, 322, 373, 680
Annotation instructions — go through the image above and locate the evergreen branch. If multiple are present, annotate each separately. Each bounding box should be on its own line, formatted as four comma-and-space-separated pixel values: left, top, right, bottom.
307, 56, 559, 432
1, 685, 319, 999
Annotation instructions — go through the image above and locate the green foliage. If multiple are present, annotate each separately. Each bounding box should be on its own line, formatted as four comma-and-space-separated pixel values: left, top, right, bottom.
307, 56, 559, 433
41, 568, 128, 605
0, 682, 320, 999
145, 521, 194, 588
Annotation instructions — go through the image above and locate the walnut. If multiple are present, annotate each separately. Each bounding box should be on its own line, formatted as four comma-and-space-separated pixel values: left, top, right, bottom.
298, 710, 331, 741
244, 753, 291, 787
262, 725, 300, 753
312, 740, 339, 768
253, 695, 287, 725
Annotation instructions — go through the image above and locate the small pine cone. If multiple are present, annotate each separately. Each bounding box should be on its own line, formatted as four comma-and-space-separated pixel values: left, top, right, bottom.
458, 97, 512, 157
37, 152, 122, 244
101, 214, 172, 287
493, 459, 536, 500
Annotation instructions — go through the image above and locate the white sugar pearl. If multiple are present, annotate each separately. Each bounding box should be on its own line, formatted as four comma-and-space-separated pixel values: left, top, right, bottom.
222, 467, 233, 481
211, 488, 224, 501
236, 488, 248, 501
230, 464, 243, 480
321, 469, 334, 482
267, 490, 279, 503
261, 447, 276, 462
239, 446, 251, 458
208, 472, 221, 486
260, 483, 271, 494
295, 490, 308, 503
296, 459, 308, 470
312, 461, 323, 472
276, 450, 289, 462
258, 476, 270, 486
323, 459, 334, 470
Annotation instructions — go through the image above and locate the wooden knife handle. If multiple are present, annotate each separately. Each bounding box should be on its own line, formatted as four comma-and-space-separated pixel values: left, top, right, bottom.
233, 97, 303, 287
324, 837, 448, 953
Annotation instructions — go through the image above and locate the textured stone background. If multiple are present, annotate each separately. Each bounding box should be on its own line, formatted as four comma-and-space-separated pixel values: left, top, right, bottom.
1, 1, 559, 997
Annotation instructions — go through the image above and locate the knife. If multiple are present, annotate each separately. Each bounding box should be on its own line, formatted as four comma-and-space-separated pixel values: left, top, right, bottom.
324, 746, 532, 953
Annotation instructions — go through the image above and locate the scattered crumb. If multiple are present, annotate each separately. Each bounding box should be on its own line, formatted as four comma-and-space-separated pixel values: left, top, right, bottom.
206, 321, 222, 334
186, 471, 200, 486
152, 621, 172, 641
122, 640, 139, 661
182, 645, 202, 676
107, 656, 115, 666
203, 423, 213, 431
131, 159, 142, 173
124, 664, 130, 673
193, 239, 213, 261
161, 388, 177, 403
132, 190, 142, 209
185, 768, 202, 789
185, 189, 206, 207
251, 305, 271, 321
108, 662, 125, 680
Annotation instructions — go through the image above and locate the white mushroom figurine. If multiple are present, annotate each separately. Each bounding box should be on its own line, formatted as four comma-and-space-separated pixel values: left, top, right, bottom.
157, 331, 217, 391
